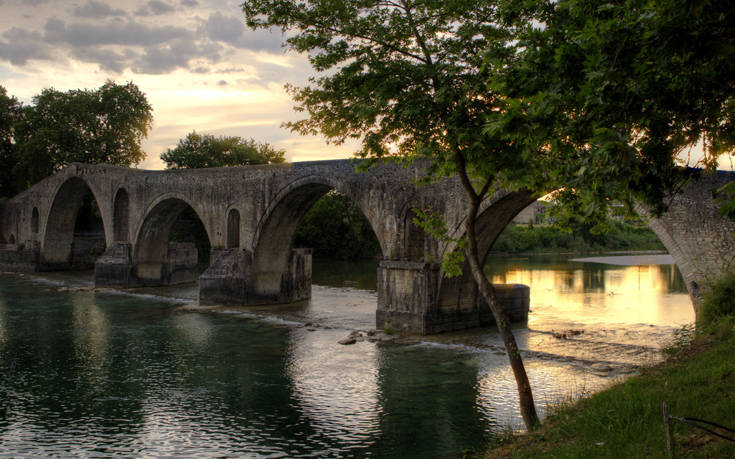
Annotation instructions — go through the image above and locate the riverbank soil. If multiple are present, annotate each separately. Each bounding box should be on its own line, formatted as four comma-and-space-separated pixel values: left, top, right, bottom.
486, 326, 735, 458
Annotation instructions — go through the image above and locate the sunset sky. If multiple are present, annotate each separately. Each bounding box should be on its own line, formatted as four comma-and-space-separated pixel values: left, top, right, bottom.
0, 0, 728, 171
0, 0, 357, 169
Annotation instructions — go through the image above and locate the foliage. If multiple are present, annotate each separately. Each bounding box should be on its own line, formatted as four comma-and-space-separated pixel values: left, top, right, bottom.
412, 208, 467, 276
11, 81, 152, 191
0, 86, 22, 200
699, 273, 735, 328
160, 131, 285, 169
491, 222, 665, 253
293, 191, 381, 260
491, 0, 735, 219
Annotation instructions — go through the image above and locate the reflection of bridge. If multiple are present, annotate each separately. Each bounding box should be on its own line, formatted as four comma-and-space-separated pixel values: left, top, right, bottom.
1, 160, 734, 333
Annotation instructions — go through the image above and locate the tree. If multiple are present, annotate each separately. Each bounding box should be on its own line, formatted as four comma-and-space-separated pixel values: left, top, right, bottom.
294, 190, 381, 259
0, 86, 22, 200
12, 81, 153, 190
243, 0, 544, 429
160, 131, 286, 169
489, 0, 735, 221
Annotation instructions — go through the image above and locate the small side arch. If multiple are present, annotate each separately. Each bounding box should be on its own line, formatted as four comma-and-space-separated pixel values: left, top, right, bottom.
227, 208, 240, 249
8, 234, 15, 244
113, 187, 130, 242
31, 207, 39, 234
400, 203, 426, 261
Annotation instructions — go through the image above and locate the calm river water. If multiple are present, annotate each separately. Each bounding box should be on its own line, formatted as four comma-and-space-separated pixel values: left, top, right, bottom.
0, 255, 692, 457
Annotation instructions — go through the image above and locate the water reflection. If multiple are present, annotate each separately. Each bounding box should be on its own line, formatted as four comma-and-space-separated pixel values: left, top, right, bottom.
287, 327, 381, 453
488, 255, 693, 327
71, 291, 109, 368
0, 255, 697, 456
374, 344, 492, 456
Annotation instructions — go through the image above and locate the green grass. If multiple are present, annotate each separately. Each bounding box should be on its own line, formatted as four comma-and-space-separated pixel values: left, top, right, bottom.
487, 324, 735, 458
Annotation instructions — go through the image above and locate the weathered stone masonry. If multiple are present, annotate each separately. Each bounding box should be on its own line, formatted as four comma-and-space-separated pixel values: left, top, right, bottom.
1, 161, 733, 331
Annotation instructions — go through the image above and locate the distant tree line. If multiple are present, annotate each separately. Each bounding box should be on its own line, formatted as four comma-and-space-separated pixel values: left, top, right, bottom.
491, 221, 665, 254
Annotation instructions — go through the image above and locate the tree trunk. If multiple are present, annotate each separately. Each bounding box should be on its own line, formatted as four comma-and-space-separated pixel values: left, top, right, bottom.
454, 154, 540, 431
465, 213, 540, 430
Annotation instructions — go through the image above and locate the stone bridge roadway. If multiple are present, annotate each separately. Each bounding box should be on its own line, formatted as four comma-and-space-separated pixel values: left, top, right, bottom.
1, 160, 734, 333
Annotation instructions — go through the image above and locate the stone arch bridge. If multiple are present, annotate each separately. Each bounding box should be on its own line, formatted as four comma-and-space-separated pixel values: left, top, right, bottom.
1, 160, 734, 333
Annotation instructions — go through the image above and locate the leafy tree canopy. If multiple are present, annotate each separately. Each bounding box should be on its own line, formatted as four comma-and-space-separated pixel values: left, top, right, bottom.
160, 131, 286, 169
12, 81, 153, 191
490, 0, 735, 218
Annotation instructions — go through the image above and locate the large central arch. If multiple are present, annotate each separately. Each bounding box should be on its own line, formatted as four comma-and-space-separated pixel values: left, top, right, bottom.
249, 176, 387, 302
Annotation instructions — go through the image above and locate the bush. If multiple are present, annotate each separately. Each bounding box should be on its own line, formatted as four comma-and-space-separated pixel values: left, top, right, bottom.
700, 273, 735, 327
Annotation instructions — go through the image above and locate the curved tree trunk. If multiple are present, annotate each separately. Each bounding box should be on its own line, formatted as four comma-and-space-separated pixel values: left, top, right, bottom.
454, 153, 540, 431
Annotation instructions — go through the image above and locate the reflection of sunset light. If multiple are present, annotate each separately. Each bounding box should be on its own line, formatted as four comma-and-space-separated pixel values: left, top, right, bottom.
71, 294, 109, 367
492, 262, 694, 327
172, 313, 214, 348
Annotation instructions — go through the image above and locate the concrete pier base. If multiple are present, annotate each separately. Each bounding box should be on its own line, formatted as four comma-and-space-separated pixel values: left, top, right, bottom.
376, 260, 529, 334
199, 249, 249, 305
0, 242, 40, 272
94, 242, 132, 288
199, 247, 313, 306
95, 241, 198, 288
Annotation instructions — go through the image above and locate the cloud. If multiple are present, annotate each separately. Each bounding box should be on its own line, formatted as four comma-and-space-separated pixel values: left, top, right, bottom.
43, 18, 192, 47
0, 27, 53, 65
135, 0, 175, 16
73, 1, 126, 19
70, 47, 134, 73
131, 39, 223, 74
204, 12, 283, 52
180, 0, 198, 6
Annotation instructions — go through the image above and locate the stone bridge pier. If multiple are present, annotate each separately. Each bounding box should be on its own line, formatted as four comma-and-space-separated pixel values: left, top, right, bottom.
2, 161, 734, 333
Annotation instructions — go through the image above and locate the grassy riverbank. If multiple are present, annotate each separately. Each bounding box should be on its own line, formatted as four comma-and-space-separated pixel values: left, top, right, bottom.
486, 287, 735, 458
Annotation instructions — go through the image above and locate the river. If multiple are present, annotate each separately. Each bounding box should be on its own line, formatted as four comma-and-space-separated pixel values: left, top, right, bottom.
0, 254, 692, 457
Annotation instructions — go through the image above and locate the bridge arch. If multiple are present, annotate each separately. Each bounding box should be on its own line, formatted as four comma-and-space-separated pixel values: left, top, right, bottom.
226, 208, 240, 249
251, 175, 386, 296
42, 176, 108, 269
113, 187, 130, 242
31, 207, 39, 235
133, 195, 213, 285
